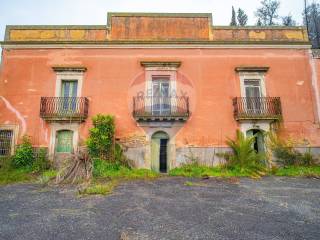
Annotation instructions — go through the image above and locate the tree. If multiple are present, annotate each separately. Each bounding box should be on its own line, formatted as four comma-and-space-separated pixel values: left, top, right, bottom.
304, 3, 320, 49
255, 0, 280, 26
230, 6, 237, 26
282, 15, 296, 26
237, 8, 248, 26
257, 18, 263, 26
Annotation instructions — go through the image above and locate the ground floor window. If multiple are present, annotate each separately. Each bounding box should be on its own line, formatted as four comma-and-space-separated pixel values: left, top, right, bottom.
55, 130, 73, 153
0, 130, 14, 156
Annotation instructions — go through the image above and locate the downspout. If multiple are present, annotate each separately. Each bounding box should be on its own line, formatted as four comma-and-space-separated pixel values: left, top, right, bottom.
309, 49, 320, 124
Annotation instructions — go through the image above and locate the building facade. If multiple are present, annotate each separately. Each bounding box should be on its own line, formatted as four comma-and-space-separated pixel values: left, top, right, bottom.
1, 13, 320, 172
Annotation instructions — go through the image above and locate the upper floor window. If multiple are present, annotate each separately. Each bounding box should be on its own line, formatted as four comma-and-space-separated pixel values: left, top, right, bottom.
52, 66, 86, 97
152, 76, 170, 97
244, 79, 263, 98
235, 67, 268, 98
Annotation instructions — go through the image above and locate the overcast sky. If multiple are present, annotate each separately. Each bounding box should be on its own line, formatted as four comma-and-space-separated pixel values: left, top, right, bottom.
0, 0, 319, 41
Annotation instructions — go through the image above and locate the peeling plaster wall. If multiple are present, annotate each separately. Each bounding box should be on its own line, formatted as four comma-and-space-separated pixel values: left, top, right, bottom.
212, 27, 308, 42
110, 15, 210, 41
1, 48, 320, 154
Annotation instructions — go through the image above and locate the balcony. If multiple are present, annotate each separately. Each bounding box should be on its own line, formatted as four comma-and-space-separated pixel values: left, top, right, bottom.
133, 96, 190, 121
40, 97, 89, 122
233, 97, 282, 121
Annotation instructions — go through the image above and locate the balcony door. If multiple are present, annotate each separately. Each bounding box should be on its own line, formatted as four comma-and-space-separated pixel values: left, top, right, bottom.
244, 80, 262, 114
61, 80, 78, 113
152, 77, 170, 116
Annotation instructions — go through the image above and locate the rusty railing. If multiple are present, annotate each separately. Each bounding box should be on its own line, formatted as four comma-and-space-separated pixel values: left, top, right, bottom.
133, 96, 189, 120
233, 97, 282, 120
40, 97, 89, 121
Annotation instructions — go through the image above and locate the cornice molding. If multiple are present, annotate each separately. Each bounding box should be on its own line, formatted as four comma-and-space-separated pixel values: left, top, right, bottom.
52, 66, 87, 72
235, 66, 270, 73
140, 61, 181, 68
1, 43, 312, 50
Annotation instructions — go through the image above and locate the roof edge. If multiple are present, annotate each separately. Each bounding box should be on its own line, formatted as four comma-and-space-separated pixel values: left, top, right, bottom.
107, 12, 213, 27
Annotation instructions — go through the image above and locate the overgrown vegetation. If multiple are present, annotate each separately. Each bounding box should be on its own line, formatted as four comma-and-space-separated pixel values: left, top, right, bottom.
37, 170, 57, 186
272, 166, 320, 177
226, 130, 267, 178
87, 114, 115, 161
0, 160, 34, 185
170, 130, 320, 179
93, 159, 159, 180
0, 135, 52, 185
12, 136, 34, 168
266, 133, 318, 167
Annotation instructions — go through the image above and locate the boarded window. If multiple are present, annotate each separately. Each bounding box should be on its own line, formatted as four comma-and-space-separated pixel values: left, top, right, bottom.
56, 130, 73, 153
0, 130, 13, 156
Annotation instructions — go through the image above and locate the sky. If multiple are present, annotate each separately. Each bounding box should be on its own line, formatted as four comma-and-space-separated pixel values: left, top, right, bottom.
0, 0, 319, 42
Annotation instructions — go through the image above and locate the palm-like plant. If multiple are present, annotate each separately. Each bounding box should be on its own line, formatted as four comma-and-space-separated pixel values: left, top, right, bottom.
226, 130, 266, 177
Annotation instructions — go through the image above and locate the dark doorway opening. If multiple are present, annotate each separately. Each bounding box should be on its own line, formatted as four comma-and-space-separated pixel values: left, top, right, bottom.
247, 129, 265, 154
159, 139, 168, 173
252, 129, 260, 152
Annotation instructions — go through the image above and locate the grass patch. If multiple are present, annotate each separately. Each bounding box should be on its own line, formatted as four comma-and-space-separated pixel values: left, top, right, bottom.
169, 165, 253, 178
79, 181, 117, 196
93, 159, 159, 180
37, 170, 57, 185
170, 164, 320, 178
273, 166, 320, 177
184, 181, 208, 187
0, 167, 35, 185
0, 157, 56, 186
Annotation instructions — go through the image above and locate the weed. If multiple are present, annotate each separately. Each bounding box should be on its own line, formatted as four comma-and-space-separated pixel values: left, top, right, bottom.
79, 181, 118, 195
184, 181, 208, 187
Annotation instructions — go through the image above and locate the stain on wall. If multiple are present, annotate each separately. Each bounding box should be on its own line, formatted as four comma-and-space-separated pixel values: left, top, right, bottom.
5, 13, 308, 43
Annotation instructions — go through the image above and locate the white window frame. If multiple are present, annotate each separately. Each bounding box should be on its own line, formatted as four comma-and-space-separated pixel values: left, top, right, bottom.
144, 68, 177, 97
55, 72, 84, 97
239, 72, 266, 98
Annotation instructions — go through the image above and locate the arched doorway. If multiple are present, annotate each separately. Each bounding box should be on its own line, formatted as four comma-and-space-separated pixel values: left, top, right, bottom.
246, 129, 265, 153
151, 131, 169, 173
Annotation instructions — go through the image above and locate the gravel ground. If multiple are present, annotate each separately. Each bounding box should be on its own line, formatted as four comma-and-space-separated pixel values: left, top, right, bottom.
0, 177, 319, 240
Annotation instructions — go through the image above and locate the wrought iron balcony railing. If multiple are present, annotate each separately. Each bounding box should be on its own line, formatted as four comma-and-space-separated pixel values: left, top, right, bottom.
233, 97, 282, 120
40, 97, 89, 122
133, 96, 190, 121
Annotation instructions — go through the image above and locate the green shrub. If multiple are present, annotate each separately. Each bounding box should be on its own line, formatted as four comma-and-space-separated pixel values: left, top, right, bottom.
226, 130, 265, 173
33, 148, 50, 172
267, 133, 318, 167
86, 114, 115, 160
300, 149, 317, 166
12, 136, 34, 168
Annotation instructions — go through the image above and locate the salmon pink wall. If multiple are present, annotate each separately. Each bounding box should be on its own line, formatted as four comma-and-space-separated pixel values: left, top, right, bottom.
1, 48, 320, 147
